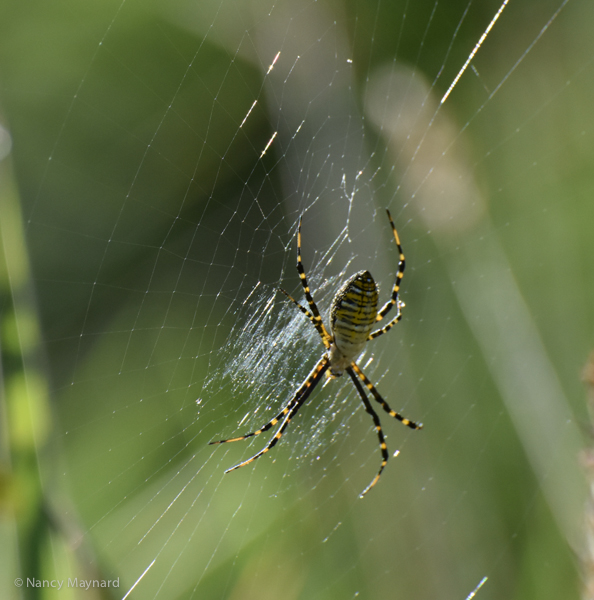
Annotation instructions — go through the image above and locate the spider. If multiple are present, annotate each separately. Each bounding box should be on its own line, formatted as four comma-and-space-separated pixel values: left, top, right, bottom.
210, 209, 422, 497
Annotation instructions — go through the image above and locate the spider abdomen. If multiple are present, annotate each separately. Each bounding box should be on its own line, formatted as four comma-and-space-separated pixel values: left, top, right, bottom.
329, 270, 379, 366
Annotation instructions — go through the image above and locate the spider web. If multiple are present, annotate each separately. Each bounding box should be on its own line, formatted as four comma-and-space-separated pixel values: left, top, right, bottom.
1, 0, 593, 598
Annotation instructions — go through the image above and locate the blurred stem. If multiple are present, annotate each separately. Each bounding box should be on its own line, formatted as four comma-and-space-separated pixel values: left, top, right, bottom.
446, 223, 585, 549
0, 124, 117, 600
0, 129, 52, 598
581, 353, 594, 600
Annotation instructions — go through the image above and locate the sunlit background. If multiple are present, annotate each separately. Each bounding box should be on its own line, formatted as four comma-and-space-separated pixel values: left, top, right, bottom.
1, 0, 594, 599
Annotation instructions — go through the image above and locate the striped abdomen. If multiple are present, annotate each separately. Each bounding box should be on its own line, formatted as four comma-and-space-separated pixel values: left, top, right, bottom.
329, 270, 378, 373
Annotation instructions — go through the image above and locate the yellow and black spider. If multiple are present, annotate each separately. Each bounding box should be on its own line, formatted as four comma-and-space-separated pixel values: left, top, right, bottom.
210, 209, 422, 497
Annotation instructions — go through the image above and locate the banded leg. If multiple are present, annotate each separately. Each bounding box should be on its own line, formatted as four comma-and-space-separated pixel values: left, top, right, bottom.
209, 395, 300, 446
278, 287, 331, 349
350, 362, 422, 430
220, 357, 330, 473
347, 368, 389, 497
295, 216, 331, 341
368, 300, 404, 340
375, 209, 406, 322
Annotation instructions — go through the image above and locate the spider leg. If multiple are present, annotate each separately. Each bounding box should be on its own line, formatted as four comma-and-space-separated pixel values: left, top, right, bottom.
295, 216, 332, 343
350, 362, 422, 430
347, 367, 389, 497
375, 209, 406, 322
209, 392, 300, 445
219, 357, 330, 473
368, 300, 404, 340
278, 287, 331, 349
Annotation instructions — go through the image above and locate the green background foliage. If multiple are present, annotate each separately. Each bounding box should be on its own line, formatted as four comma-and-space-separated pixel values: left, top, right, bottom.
1, 0, 593, 598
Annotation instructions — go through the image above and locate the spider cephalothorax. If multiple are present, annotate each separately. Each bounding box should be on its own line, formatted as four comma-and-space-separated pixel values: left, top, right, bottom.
210, 210, 422, 497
